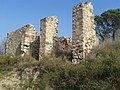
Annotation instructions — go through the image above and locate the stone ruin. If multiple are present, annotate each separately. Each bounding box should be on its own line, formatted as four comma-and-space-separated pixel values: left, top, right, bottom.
72, 2, 99, 63
6, 24, 39, 59
54, 36, 72, 59
54, 36, 72, 53
6, 2, 99, 63
39, 16, 58, 59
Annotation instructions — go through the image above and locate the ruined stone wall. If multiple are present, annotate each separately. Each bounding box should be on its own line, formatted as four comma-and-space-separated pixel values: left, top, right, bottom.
6, 31, 23, 55
39, 16, 58, 59
53, 36, 72, 59
30, 36, 40, 59
54, 36, 72, 52
6, 24, 37, 56
72, 2, 98, 64
6, 1, 99, 62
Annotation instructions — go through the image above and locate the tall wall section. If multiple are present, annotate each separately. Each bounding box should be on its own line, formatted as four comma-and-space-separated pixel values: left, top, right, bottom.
39, 16, 58, 60
6, 24, 37, 56
72, 2, 98, 64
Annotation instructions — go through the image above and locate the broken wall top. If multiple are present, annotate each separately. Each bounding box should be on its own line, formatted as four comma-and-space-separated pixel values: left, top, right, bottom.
73, 2, 93, 11
7, 24, 36, 36
40, 16, 58, 22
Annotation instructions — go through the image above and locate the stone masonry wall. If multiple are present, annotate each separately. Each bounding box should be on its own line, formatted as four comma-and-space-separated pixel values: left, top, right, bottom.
72, 2, 99, 64
39, 16, 58, 60
6, 2, 99, 62
53, 36, 72, 59
54, 36, 72, 52
6, 24, 37, 56
30, 36, 40, 59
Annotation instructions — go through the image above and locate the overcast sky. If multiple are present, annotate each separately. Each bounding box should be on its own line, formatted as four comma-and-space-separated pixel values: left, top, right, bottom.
0, 0, 120, 43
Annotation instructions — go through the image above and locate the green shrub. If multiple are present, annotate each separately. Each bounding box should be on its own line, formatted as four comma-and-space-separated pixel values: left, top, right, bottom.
0, 72, 4, 78
33, 41, 120, 90
0, 41, 120, 90
0, 55, 21, 73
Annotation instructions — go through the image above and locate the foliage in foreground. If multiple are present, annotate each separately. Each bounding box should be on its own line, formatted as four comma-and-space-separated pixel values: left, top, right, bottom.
0, 41, 120, 90
21, 41, 120, 90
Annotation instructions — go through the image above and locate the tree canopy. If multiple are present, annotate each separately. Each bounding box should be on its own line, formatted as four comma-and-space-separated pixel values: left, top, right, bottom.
95, 9, 120, 41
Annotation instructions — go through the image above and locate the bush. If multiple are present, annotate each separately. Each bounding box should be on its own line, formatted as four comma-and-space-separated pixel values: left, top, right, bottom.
0, 41, 120, 90
0, 72, 4, 78
0, 55, 22, 74
32, 41, 120, 90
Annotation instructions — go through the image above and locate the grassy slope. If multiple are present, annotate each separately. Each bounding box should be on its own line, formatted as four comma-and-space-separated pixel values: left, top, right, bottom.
0, 41, 120, 90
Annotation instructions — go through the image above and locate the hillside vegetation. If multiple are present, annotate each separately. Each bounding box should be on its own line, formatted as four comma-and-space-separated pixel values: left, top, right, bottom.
0, 41, 120, 90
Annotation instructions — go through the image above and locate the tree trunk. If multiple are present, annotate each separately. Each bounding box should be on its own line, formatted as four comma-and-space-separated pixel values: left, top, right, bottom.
113, 29, 115, 41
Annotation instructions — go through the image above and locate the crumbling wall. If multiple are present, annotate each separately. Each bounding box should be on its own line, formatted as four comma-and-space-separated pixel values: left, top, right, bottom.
6, 31, 23, 55
6, 24, 37, 56
72, 2, 99, 64
53, 36, 72, 59
6, 1, 99, 62
39, 16, 58, 60
54, 36, 72, 52
30, 36, 40, 60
